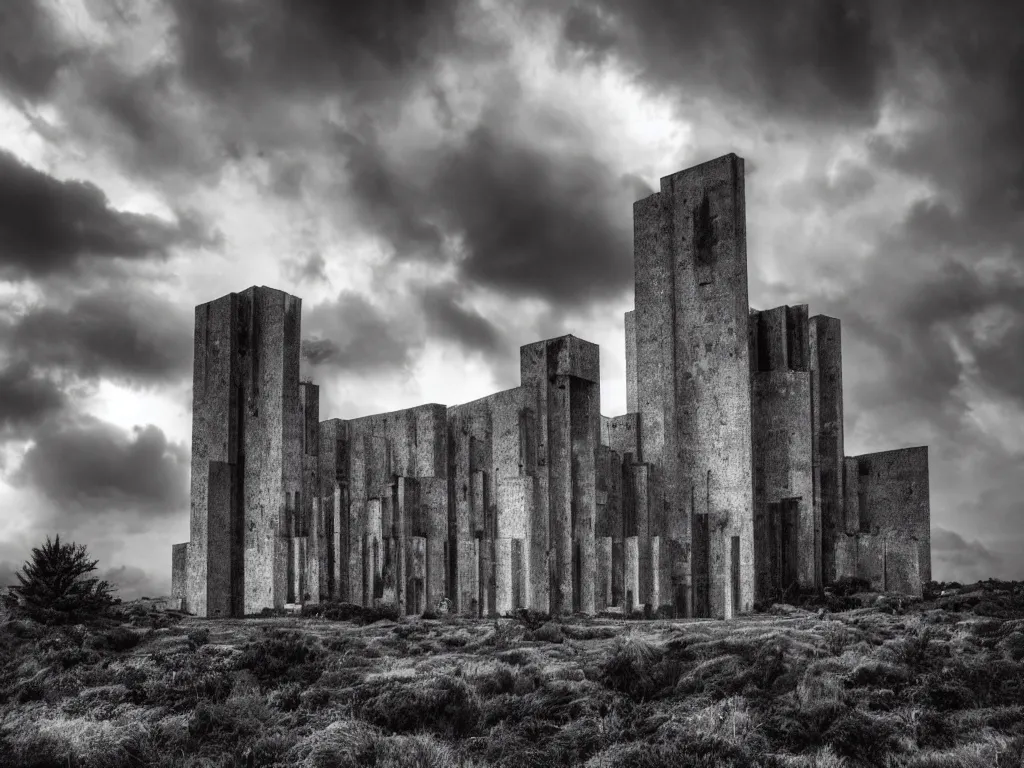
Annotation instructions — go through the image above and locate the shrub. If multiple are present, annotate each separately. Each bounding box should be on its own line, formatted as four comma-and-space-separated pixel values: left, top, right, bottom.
237, 629, 323, 688
186, 627, 210, 648
601, 636, 667, 700
830, 576, 873, 597
1, 536, 118, 625
530, 622, 565, 644
357, 675, 482, 738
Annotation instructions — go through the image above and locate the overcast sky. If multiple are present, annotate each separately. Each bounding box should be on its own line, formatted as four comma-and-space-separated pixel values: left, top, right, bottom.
0, 0, 1021, 599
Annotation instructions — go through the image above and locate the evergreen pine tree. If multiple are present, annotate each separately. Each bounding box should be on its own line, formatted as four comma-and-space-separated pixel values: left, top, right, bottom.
1, 535, 118, 624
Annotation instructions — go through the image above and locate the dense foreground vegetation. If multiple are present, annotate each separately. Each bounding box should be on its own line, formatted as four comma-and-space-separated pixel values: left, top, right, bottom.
2, 581, 1024, 767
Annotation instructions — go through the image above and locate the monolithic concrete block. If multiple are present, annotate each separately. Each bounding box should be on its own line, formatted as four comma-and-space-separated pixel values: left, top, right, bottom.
884, 535, 922, 595
414, 405, 447, 478
206, 460, 237, 619
843, 456, 860, 535
289, 537, 307, 603
848, 447, 930, 586
624, 536, 640, 613
608, 413, 640, 461
753, 306, 789, 372
612, 539, 624, 607
364, 532, 385, 606
457, 539, 479, 615
494, 538, 513, 616
596, 536, 612, 611
752, 370, 814, 589
171, 543, 189, 612
857, 533, 885, 591
367, 498, 383, 543
381, 539, 398, 607
497, 475, 532, 539
650, 535, 661, 610
809, 314, 844, 587
470, 470, 486, 537
518, 538, 532, 609
419, 477, 448, 605
409, 536, 427, 613
479, 538, 494, 617
833, 534, 858, 581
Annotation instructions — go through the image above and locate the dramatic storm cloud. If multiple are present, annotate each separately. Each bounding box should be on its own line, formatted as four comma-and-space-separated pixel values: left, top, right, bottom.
0, 0, 1021, 594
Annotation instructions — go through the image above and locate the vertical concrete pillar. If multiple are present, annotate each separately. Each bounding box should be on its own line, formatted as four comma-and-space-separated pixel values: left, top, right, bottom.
171, 543, 189, 613
633, 154, 754, 619
624, 536, 640, 614
809, 315, 844, 587
611, 539, 624, 607
494, 538, 513, 616
596, 536, 613, 611
650, 535, 661, 611
409, 536, 427, 614
420, 476, 448, 610
457, 539, 479, 615
479, 538, 494, 616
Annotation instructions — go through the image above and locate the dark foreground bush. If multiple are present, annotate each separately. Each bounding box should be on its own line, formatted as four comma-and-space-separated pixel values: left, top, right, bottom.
237, 629, 323, 688
357, 675, 482, 738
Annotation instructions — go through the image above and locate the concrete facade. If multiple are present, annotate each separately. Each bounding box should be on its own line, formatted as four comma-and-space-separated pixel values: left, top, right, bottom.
174, 153, 931, 618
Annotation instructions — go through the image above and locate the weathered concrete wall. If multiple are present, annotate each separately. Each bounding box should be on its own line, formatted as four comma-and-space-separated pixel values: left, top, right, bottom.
318, 418, 349, 601
448, 386, 534, 615
809, 315, 844, 587
635, 154, 754, 618
752, 370, 814, 597
171, 543, 189, 612
625, 310, 638, 414
186, 287, 302, 618
315, 403, 448, 614
520, 335, 600, 615
749, 306, 814, 597
841, 446, 930, 590
187, 293, 239, 618
240, 287, 302, 615
299, 382, 321, 602
606, 413, 640, 461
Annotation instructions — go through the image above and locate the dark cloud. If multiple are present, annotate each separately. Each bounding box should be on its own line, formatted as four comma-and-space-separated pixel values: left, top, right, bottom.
554, 0, 890, 125
334, 129, 445, 263
301, 290, 419, 374
0, 1, 76, 102
167, 0, 470, 112
430, 118, 635, 305
0, 361, 67, 436
1, 288, 194, 386
0, 150, 202, 280
11, 416, 189, 516
335, 110, 636, 307
418, 284, 504, 357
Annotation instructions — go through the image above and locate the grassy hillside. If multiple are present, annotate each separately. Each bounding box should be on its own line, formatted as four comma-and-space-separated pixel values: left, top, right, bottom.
2, 582, 1023, 767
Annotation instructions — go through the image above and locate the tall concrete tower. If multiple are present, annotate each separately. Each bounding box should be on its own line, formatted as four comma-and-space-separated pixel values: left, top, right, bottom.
186, 286, 303, 617
633, 153, 754, 619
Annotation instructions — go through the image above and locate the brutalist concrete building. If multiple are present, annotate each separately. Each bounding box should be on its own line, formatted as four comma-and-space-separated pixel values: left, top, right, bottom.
171, 153, 931, 619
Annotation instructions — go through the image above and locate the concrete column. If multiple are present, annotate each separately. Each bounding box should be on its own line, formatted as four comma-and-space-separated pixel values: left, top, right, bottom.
495, 538, 513, 615
611, 539, 624, 607
624, 536, 640, 613
479, 538, 494, 616
596, 536, 613, 610
457, 539, 479, 615
409, 536, 427, 614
